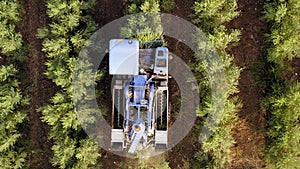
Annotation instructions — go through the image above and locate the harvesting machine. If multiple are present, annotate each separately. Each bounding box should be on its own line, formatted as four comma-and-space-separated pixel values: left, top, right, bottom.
109, 39, 169, 153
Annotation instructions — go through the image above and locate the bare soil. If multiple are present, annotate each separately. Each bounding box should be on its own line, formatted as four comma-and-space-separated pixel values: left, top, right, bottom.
227, 0, 267, 168
93, 0, 128, 26
284, 58, 300, 82
164, 0, 195, 22
18, 0, 59, 168
163, 1, 202, 168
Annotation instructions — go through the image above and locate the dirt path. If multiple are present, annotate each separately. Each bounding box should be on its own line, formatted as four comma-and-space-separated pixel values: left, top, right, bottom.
227, 0, 266, 168
163, 1, 203, 168
19, 0, 58, 168
166, 0, 194, 21
93, 0, 127, 26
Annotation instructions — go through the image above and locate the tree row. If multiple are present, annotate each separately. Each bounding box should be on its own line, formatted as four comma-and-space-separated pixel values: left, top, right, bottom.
192, 0, 241, 168
263, 0, 300, 168
0, 0, 28, 168
37, 0, 101, 168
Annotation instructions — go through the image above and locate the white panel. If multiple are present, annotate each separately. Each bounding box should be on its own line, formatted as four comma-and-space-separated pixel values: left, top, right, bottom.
111, 129, 124, 142
154, 47, 168, 74
109, 39, 139, 75
155, 130, 168, 143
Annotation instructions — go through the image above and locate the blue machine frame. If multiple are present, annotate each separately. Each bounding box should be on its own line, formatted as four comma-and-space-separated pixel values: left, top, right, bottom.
109, 39, 169, 153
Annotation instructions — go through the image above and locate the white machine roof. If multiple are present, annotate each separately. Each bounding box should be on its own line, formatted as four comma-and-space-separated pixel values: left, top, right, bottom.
109, 39, 139, 75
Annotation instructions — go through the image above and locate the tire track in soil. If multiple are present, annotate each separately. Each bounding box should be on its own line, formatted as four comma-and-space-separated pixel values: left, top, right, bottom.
227, 0, 266, 168
19, 0, 58, 168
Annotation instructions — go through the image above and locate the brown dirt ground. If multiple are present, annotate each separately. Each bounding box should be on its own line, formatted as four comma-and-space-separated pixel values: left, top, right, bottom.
163, 1, 202, 168
164, 0, 195, 22
284, 58, 300, 82
93, 0, 128, 26
18, 0, 59, 168
227, 0, 267, 168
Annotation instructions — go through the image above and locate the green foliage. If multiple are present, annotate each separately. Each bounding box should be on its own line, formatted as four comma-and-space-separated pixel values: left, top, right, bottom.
262, 1, 300, 168
127, 0, 160, 13
265, 83, 300, 169
41, 93, 80, 135
38, 0, 97, 90
73, 139, 101, 169
140, 0, 160, 12
192, 0, 241, 168
122, 0, 163, 43
160, 0, 175, 12
51, 136, 76, 168
39, 0, 101, 168
128, 0, 176, 12
0, 65, 28, 169
208, 26, 240, 53
193, 153, 209, 169
49, 135, 99, 169
134, 161, 170, 169
126, 155, 171, 169
0, 0, 22, 55
0, 150, 27, 169
0, 1, 28, 168
40, 92, 100, 169
263, 0, 300, 67
200, 97, 240, 168
193, 0, 239, 31
250, 56, 286, 96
